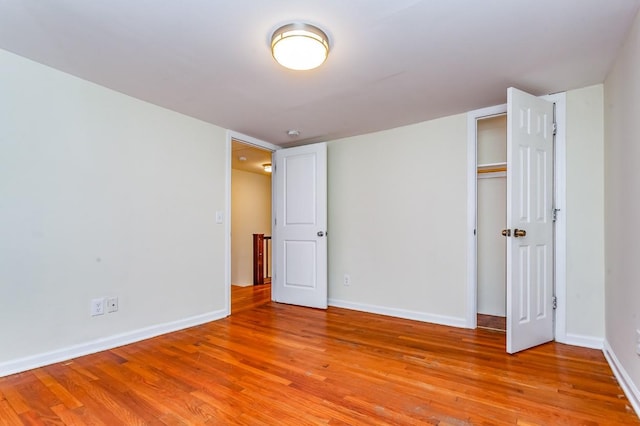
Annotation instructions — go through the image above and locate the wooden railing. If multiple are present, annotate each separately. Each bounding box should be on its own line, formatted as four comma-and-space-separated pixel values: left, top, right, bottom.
252, 234, 272, 285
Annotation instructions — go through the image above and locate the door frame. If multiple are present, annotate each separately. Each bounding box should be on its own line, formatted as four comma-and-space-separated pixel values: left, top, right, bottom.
225, 130, 280, 316
465, 92, 568, 343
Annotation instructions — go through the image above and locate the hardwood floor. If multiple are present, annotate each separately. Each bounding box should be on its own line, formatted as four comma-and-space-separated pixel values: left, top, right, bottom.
0, 285, 638, 425
231, 283, 272, 314
477, 314, 506, 332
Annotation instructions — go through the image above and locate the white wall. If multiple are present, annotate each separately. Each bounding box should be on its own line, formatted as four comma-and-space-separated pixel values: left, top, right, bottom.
231, 169, 271, 286
604, 8, 640, 409
477, 176, 506, 316
327, 86, 607, 340
328, 115, 469, 326
565, 85, 605, 340
0, 49, 227, 373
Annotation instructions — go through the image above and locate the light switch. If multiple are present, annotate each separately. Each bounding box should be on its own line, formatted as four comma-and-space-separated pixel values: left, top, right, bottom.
215, 211, 223, 224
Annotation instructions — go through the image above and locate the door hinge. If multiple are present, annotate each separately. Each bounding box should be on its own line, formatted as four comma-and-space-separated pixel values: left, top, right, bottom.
552, 296, 557, 310
552, 122, 558, 136
552, 208, 560, 222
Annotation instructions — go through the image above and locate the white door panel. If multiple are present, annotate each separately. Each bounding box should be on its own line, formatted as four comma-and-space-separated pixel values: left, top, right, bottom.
506, 88, 554, 354
273, 143, 327, 309
285, 153, 317, 224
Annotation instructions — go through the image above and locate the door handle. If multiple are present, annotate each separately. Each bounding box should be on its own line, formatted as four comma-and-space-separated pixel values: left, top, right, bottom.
501, 229, 511, 237
317, 231, 324, 237
514, 229, 527, 238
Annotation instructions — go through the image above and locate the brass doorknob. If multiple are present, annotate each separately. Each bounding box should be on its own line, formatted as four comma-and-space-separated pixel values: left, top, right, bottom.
514, 229, 527, 238
501, 229, 511, 237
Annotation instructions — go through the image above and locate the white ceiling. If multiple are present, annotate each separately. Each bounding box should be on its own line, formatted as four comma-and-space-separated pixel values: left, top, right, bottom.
1, 1, 639, 147
232, 140, 272, 176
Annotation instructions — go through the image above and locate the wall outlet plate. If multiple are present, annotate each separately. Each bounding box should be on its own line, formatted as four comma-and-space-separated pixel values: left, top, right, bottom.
106, 297, 118, 313
343, 274, 351, 286
91, 298, 105, 316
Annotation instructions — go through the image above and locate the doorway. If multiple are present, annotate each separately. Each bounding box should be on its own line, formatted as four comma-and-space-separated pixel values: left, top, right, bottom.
225, 132, 329, 315
476, 114, 507, 331
228, 135, 277, 314
466, 92, 568, 348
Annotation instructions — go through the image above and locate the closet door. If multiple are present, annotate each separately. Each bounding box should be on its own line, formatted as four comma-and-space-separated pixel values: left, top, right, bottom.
506, 88, 555, 354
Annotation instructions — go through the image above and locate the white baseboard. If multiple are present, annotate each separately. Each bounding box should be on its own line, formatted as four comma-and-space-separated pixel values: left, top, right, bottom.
0, 309, 228, 378
328, 298, 467, 328
557, 332, 604, 350
603, 340, 640, 418
231, 283, 253, 287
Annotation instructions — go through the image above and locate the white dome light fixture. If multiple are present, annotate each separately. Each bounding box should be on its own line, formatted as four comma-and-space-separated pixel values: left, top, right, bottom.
271, 23, 330, 71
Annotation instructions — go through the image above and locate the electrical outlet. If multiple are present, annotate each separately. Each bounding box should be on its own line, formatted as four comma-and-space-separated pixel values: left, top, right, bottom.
90, 298, 105, 316
106, 297, 118, 313
343, 274, 351, 286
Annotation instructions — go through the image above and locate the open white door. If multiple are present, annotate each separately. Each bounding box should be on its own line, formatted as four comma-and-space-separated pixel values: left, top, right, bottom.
506, 88, 555, 354
272, 142, 327, 309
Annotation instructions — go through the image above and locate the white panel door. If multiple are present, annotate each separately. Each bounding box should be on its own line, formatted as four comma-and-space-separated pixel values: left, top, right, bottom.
272, 143, 327, 309
506, 88, 554, 354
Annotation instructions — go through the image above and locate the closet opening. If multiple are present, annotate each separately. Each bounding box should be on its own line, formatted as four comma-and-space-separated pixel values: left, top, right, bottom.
476, 113, 507, 332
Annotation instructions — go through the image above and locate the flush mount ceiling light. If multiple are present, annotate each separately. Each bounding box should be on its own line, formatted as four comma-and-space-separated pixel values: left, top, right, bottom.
263, 163, 272, 173
271, 23, 330, 71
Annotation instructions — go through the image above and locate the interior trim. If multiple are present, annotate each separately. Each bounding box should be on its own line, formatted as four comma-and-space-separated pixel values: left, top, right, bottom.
329, 298, 467, 329
225, 130, 279, 315
603, 340, 640, 418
